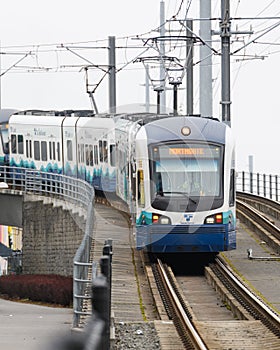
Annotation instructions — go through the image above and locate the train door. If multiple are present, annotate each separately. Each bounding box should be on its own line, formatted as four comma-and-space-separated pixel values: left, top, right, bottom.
62, 117, 79, 177
0, 124, 8, 166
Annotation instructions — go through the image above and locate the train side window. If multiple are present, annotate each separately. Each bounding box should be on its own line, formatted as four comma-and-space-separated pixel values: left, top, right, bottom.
229, 168, 235, 206
49, 142, 52, 160
81, 144, 85, 163
77, 144, 80, 162
67, 140, 73, 161
94, 145, 98, 165
11, 134, 17, 154
103, 141, 108, 162
110, 145, 116, 166
57, 142, 61, 162
29, 140, 32, 158
89, 145, 93, 166
18, 135, 24, 154
41, 141, 47, 161
34, 141, 40, 160
99, 140, 103, 162
85, 144, 89, 166
52, 142, 55, 160
26, 140, 29, 158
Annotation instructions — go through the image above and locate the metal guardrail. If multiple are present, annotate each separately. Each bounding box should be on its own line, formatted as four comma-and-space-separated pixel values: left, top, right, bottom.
0, 165, 93, 210
237, 171, 279, 202
0, 165, 96, 329
71, 241, 113, 350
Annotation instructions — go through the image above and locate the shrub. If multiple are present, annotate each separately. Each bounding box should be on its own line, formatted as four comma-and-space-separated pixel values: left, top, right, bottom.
0, 274, 72, 306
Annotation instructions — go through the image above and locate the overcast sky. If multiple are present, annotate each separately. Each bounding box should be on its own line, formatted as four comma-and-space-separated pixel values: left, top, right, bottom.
0, 0, 279, 175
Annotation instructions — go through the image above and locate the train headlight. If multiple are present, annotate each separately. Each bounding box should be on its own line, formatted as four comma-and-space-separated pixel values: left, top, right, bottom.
205, 213, 223, 224
181, 126, 191, 136
159, 216, 171, 225
152, 214, 171, 224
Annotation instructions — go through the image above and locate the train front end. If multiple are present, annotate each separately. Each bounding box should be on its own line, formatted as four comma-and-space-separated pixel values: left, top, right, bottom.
135, 116, 236, 253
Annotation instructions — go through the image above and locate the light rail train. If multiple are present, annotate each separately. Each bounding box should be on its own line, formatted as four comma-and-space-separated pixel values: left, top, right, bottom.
1, 111, 236, 254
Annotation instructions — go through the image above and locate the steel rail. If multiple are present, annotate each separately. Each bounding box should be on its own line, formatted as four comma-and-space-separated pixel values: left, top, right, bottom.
157, 258, 207, 350
237, 191, 280, 215
236, 199, 280, 242
215, 257, 280, 337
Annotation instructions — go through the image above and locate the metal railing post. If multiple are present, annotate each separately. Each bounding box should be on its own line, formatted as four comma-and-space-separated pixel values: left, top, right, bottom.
92, 275, 110, 350
269, 174, 273, 199
263, 174, 266, 198
257, 173, 260, 196
276, 175, 279, 202
250, 172, 253, 193
242, 171, 245, 192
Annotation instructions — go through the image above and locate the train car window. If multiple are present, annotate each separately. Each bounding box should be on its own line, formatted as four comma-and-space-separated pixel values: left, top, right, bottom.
57, 142, 61, 161
81, 144, 85, 163
41, 141, 47, 161
110, 145, 116, 166
29, 140, 32, 158
26, 140, 29, 158
11, 134, 17, 154
103, 141, 108, 162
99, 140, 103, 162
67, 140, 73, 161
52, 142, 55, 160
34, 141, 40, 160
94, 145, 98, 165
89, 145, 93, 166
18, 135, 24, 154
229, 168, 235, 206
49, 142, 52, 160
85, 144, 89, 166
78, 144, 80, 163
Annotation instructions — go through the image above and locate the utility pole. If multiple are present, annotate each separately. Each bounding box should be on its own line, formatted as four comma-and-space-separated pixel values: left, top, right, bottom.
186, 19, 193, 115
145, 66, 150, 112
108, 36, 116, 113
220, 0, 231, 126
200, 0, 212, 118
159, 0, 166, 112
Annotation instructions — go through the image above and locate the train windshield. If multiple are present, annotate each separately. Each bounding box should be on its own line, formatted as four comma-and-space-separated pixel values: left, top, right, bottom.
150, 142, 223, 212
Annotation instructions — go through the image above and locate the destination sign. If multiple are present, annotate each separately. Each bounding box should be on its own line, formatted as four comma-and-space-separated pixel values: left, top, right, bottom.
152, 143, 221, 160
169, 148, 205, 156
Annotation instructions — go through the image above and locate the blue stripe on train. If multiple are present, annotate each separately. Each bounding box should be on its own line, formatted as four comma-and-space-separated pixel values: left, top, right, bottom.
136, 224, 236, 253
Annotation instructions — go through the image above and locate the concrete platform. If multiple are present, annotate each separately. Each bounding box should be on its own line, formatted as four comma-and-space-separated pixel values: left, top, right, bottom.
222, 219, 280, 315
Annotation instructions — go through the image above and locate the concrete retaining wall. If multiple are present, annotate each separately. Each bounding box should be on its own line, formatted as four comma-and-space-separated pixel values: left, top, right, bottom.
22, 194, 86, 276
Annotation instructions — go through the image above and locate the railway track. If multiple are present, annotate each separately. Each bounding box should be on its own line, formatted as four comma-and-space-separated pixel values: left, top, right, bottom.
236, 192, 280, 254
149, 255, 280, 349
89, 193, 280, 348
237, 191, 280, 217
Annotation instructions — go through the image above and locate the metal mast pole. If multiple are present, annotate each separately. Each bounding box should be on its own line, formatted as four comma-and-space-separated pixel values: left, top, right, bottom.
108, 36, 116, 113
200, 0, 212, 118
159, 0, 166, 112
145, 66, 150, 112
186, 19, 193, 115
220, 0, 231, 126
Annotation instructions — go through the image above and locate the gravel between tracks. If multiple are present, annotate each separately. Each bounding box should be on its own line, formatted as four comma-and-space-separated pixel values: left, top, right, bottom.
113, 322, 161, 349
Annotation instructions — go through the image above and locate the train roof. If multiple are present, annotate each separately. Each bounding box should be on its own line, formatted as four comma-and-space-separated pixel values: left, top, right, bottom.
143, 116, 227, 145
14, 109, 95, 117
111, 113, 220, 126
9, 114, 66, 126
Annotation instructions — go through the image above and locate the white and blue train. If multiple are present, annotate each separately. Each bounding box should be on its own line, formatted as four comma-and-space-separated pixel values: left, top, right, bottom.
2, 111, 236, 254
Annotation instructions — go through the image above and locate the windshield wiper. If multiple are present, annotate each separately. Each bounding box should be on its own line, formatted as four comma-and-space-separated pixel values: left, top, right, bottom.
162, 191, 197, 204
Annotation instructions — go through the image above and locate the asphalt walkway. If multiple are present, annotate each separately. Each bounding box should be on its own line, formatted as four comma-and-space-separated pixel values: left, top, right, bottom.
0, 298, 72, 350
